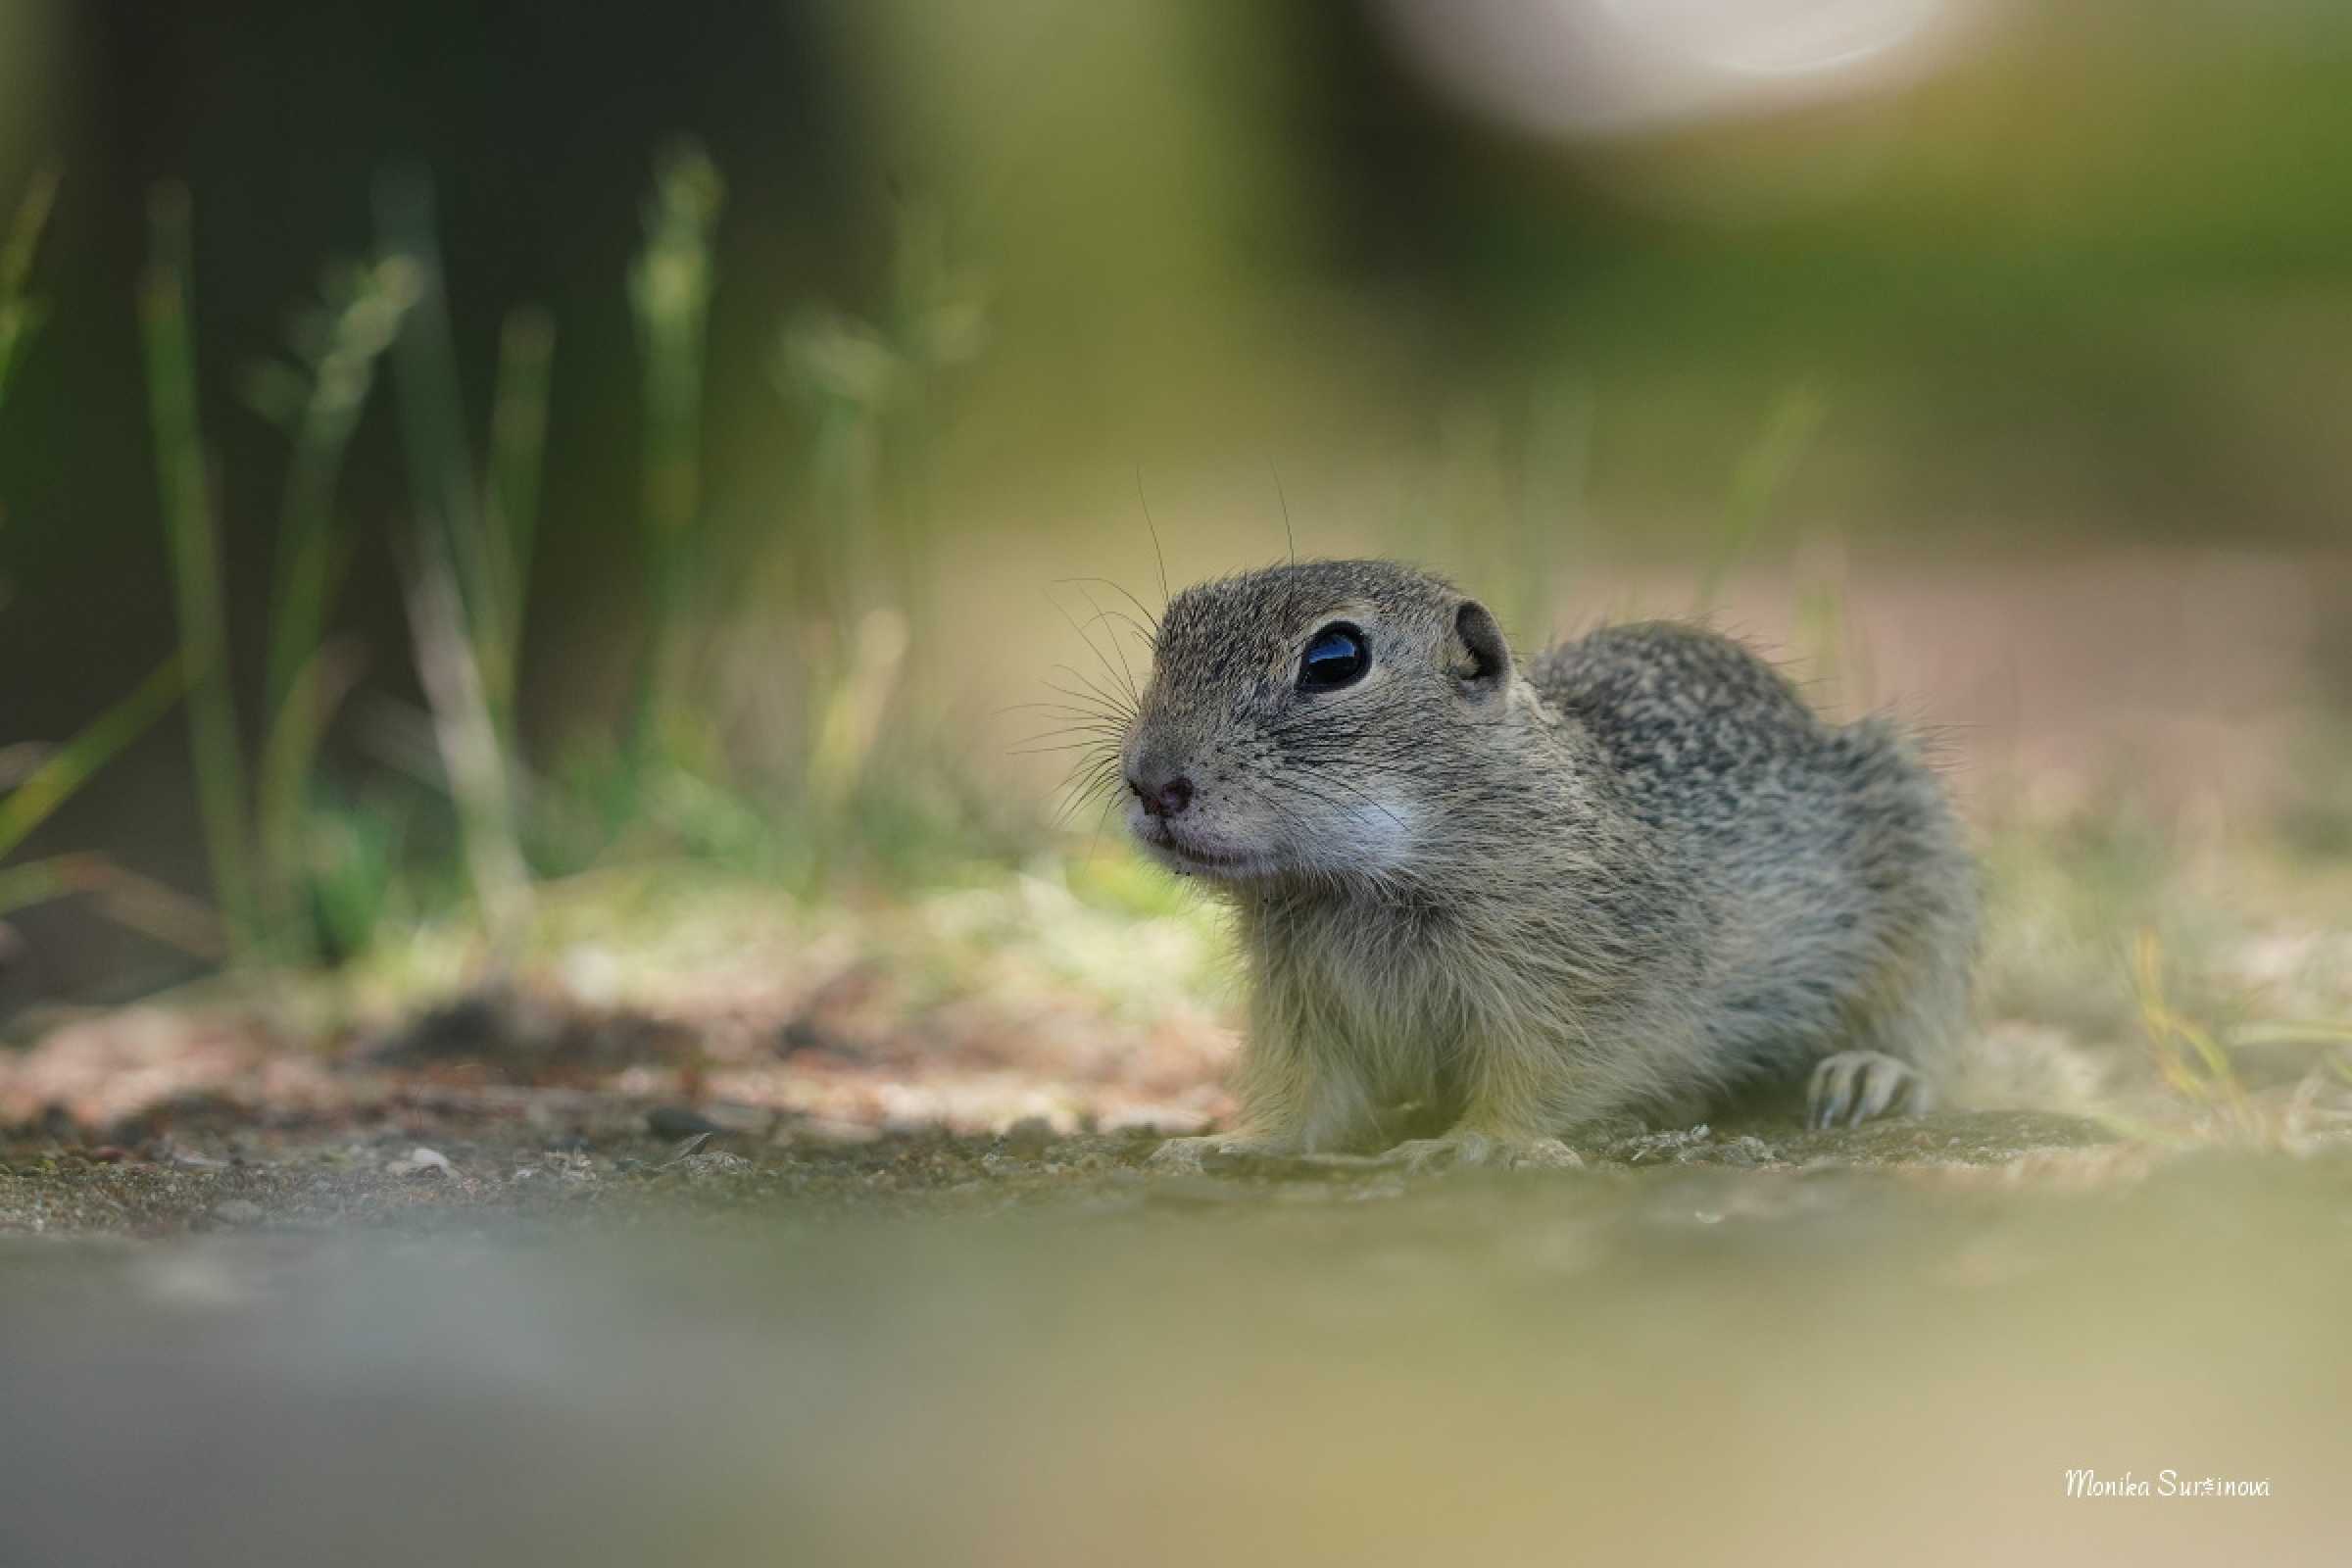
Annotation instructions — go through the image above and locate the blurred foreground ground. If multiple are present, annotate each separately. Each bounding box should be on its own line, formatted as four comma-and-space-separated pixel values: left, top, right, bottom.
1, 1142, 2345, 1565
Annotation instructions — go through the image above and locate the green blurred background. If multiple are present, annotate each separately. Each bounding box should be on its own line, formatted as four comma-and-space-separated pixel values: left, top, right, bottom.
4, 0, 2350, 1008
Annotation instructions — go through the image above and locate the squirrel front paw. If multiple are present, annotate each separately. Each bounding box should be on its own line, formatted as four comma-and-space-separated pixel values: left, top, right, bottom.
1807, 1051, 1934, 1128
1146, 1133, 1297, 1174
1374, 1131, 1584, 1174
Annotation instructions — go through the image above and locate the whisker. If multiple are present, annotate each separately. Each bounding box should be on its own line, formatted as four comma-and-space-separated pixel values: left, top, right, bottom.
1083, 790, 1123, 867
1074, 583, 1140, 705
1014, 735, 1126, 757
998, 699, 1131, 719
1262, 764, 1407, 831
1046, 671, 1136, 723
1135, 466, 1171, 607
1011, 740, 1124, 757
1051, 593, 1136, 709
1269, 460, 1297, 563
1051, 764, 1124, 828
1050, 663, 1135, 714
1052, 576, 1160, 634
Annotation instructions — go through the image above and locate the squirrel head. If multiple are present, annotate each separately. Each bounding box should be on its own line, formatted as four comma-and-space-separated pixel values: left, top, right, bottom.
1120, 560, 1517, 888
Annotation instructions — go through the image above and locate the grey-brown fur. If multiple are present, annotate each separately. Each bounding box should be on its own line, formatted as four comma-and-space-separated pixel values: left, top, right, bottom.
1112, 560, 1978, 1171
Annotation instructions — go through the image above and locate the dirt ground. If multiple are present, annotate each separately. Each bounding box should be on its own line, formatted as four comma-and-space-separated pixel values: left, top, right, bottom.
0, 1086, 2138, 1240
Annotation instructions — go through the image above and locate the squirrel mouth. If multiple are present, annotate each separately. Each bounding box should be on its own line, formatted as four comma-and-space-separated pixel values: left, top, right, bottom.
1143, 827, 1256, 875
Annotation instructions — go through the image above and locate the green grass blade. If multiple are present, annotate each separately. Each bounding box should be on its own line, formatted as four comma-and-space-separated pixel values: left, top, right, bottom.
139, 184, 258, 960
0, 852, 226, 956
0, 654, 190, 860
374, 166, 493, 627
397, 527, 534, 958
263, 259, 416, 723
1697, 385, 1825, 612
481, 304, 556, 734
0, 167, 59, 409
628, 142, 723, 742
256, 639, 368, 963
2230, 1021, 2352, 1049
251, 261, 416, 956
0, 167, 56, 299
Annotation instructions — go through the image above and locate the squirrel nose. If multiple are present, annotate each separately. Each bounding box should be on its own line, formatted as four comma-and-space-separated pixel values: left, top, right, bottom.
1129, 773, 1195, 819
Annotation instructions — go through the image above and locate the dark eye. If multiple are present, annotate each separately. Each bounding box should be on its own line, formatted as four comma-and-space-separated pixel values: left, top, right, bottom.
1298, 622, 1369, 692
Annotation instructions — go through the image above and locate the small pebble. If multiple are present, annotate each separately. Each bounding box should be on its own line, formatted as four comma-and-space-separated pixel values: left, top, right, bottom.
388, 1146, 453, 1178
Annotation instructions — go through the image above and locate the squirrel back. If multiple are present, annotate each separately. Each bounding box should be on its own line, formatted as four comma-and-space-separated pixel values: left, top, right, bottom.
1531, 621, 1978, 1109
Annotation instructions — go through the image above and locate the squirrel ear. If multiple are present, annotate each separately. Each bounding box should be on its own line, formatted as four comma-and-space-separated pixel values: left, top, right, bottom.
1449, 599, 1511, 693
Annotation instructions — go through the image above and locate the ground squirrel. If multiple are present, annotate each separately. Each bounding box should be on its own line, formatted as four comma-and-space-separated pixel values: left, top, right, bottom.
1113, 560, 1978, 1172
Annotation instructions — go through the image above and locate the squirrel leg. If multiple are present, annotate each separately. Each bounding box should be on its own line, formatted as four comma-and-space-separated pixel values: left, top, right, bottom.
1374, 1035, 1585, 1173
1148, 1018, 1387, 1172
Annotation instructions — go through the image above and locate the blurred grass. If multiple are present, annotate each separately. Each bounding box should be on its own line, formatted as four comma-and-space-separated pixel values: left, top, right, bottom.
0, 172, 218, 959
101, 150, 1025, 987
481, 304, 557, 747
139, 184, 260, 964
2132, 929, 2263, 1144
247, 259, 416, 961
1696, 387, 1827, 613
0, 657, 190, 868
374, 169, 536, 959
0, 654, 210, 958
629, 142, 722, 748
0, 167, 55, 413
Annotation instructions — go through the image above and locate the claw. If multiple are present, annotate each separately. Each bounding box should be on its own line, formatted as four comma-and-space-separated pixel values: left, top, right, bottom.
1806, 1051, 1929, 1130
1850, 1060, 1905, 1123
1807, 1057, 1851, 1128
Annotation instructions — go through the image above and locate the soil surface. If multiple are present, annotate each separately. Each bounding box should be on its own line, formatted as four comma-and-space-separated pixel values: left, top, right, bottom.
0, 1097, 2130, 1237
1, 1114, 2343, 1568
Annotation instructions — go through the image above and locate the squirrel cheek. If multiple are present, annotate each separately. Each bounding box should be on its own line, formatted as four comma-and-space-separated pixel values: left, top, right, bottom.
1335, 798, 1419, 873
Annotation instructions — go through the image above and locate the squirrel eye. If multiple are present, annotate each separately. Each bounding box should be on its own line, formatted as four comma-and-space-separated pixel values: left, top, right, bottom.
1298, 623, 1369, 692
